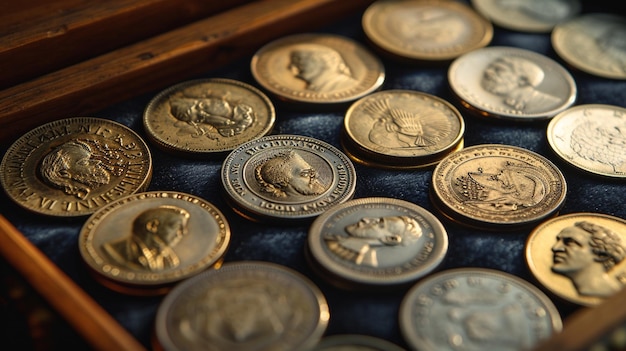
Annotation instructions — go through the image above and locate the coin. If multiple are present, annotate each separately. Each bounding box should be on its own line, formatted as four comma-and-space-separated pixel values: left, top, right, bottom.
78, 191, 230, 295
307, 197, 448, 290
153, 261, 329, 351
342, 90, 465, 169
430, 144, 567, 231
221, 134, 357, 222
311, 334, 406, 351
362, 0, 493, 62
399, 267, 562, 351
143, 78, 276, 156
525, 212, 626, 307
0, 117, 152, 217
547, 104, 626, 179
448, 46, 577, 120
552, 13, 626, 80
470, 0, 581, 33
250, 33, 385, 104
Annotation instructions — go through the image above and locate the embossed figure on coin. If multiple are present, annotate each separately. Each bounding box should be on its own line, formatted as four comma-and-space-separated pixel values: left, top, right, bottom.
325, 215, 422, 267
551, 221, 626, 298
596, 24, 626, 74
569, 120, 626, 174
390, 8, 463, 43
255, 150, 327, 198
102, 205, 190, 271
40, 140, 111, 199
288, 44, 357, 92
482, 56, 561, 111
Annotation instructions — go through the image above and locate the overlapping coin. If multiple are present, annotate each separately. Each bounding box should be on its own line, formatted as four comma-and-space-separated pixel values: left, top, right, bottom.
399, 267, 562, 351
250, 33, 385, 104
448, 46, 577, 120
362, 0, 493, 62
342, 89, 465, 169
547, 104, 626, 178
430, 144, 567, 231
221, 134, 357, 222
525, 212, 626, 307
153, 261, 329, 351
78, 191, 230, 295
307, 197, 448, 290
311, 334, 406, 351
143, 78, 276, 156
0, 117, 152, 217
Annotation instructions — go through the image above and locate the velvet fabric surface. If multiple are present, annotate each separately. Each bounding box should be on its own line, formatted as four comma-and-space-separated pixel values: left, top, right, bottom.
1, 1, 625, 349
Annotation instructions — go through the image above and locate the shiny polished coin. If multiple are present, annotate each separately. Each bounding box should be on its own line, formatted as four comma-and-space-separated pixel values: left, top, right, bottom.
221, 134, 357, 222
362, 0, 493, 62
471, 0, 581, 33
431, 144, 567, 231
311, 334, 406, 351
78, 191, 230, 295
307, 197, 448, 290
342, 90, 465, 168
525, 212, 626, 307
448, 46, 577, 120
547, 104, 626, 178
399, 267, 562, 351
0, 117, 152, 217
143, 78, 275, 156
552, 13, 626, 80
250, 33, 385, 104
153, 261, 329, 351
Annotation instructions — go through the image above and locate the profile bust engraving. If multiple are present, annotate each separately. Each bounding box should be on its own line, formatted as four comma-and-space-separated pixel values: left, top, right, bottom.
254, 150, 327, 198
288, 43, 357, 92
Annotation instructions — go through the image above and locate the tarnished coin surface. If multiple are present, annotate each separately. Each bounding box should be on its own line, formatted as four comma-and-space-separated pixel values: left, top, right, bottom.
153, 261, 329, 351
221, 134, 357, 222
311, 334, 406, 351
143, 78, 275, 156
448, 46, 577, 120
471, 0, 581, 33
399, 267, 562, 351
78, 191, 230, 294
552, 13, 626, 80
307, 197, 448, 290
362, 0, 493, 62
0, 117, 152, 217
342, 90, 465, 168
547, 104, 626, 178
525, 212, 626, 307
250, 33, 385, 104
431, 144, 567, 231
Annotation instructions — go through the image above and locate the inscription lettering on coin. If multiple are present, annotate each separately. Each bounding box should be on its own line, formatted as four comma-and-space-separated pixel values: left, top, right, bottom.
288, 44, 358, 92
254, 150, 327, 198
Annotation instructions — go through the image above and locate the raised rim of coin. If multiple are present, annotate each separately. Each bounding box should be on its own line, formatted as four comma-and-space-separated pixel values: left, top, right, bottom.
307, 197, 448, 289
143, 78, 276, 156
525, 212, 626, 307
0, 117, 152, 217
153, 261, 329, 351
399, 267, 563, 351
547, 104, 626, 178
221, 134, 357, 222
448, 46, 577, 120
78, 191, 230, 292
311, 334, 405, 351
250, 32, 385, 104
362, 0, 493, 62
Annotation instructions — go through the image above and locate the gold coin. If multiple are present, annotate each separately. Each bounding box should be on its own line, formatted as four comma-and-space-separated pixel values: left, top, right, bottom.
143, 78, 276, 156
525, 212, 626, 306
431, 144, 567, 231
250, 33, 385, 104
362, 0, 493, 62
78, 191, 230, 295
0, 117, 152, 217
547, 104, 626, 178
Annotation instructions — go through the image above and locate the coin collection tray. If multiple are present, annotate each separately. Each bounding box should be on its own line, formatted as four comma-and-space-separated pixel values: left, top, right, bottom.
1, 0, 625, 350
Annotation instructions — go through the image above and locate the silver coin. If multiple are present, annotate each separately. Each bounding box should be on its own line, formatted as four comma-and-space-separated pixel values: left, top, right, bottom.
221, 134, 357, 222
399, 267, 562, 351
154, 261, 329, 351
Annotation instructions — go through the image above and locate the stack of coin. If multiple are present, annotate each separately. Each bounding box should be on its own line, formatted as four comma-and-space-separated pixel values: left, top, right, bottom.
78, 191, 230, 296
221, 134, 357, 223
153, 261, 329, 351
306, 197, 449, 291
341, 89, 465, 169
430, 144, 567, 231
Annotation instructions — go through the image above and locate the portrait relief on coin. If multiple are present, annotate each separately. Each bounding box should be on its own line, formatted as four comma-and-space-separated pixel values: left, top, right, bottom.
288, 43, 358, 93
